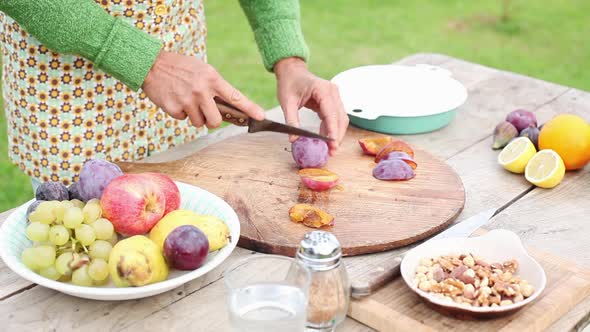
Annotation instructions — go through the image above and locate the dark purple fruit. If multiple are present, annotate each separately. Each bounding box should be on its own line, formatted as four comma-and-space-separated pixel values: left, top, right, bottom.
35, 182, 69, 201
519, 126, 540, 150
26, 200, 45, 219
67, 182, 84, 201
78, 159, 123, 201
163, 225, 209, 270
506, 109, 537, 131
291, 137, 329, 168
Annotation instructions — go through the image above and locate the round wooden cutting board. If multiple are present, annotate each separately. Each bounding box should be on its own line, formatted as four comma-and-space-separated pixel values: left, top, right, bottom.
119, 127, 465, 256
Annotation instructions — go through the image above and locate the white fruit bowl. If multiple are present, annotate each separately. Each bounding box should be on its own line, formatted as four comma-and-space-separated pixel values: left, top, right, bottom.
0, 181, 240, 301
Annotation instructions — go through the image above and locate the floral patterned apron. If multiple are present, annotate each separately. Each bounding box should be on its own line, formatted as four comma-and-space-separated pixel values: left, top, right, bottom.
0, 0, 207, 185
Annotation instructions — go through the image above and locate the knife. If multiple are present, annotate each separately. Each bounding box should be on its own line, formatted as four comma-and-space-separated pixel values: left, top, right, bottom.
350, 208, 498, 299
214, 97, 333, 142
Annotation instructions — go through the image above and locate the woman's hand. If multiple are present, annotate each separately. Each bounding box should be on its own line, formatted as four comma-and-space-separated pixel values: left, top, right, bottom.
142, 51, 265, 128
275, 57, 349, 155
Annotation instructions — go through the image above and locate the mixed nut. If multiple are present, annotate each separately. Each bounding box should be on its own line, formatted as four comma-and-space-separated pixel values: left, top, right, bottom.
413, 254, 535, 308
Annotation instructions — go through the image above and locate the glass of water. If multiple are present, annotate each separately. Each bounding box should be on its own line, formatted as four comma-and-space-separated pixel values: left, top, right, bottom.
224, 255, 312, 332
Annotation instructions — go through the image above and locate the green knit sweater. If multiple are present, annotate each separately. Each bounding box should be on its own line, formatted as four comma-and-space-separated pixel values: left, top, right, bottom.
0, 0, 309, 91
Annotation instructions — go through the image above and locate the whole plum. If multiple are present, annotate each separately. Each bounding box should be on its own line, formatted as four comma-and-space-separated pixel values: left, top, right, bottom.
163, 225, 209, 270
291, 137, 329, 168
67, 182, 85, 201
35, 181, 69, 201
506, 109, 537, 131
26, 200, 45, 219
79, 159, 123, 201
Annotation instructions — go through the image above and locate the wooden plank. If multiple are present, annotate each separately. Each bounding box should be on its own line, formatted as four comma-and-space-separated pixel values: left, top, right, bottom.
486, 88, 590, 267
0, 247, 254, 331
118, 262, 374, 332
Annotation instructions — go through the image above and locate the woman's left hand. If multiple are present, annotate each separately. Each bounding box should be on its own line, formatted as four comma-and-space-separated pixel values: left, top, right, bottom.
275, 57, 349, 155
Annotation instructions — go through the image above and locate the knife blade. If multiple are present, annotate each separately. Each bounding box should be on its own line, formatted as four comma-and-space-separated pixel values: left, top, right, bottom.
215, 98, 333, 142
350, 208, 498, 299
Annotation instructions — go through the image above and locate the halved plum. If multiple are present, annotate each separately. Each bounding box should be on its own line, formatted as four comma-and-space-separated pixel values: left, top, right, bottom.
289, 204, 334, 228
298, 168, 339, 191
358, 136, 393, 156
373, 159, 415, 181
375, 140, 415, 162
382, 151, 417, 170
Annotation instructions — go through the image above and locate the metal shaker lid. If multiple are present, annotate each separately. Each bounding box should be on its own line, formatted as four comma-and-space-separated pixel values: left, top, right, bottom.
296, 231, 342, 271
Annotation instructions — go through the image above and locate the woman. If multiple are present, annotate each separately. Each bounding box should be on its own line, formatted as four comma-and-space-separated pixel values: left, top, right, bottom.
0, 0, 348, 189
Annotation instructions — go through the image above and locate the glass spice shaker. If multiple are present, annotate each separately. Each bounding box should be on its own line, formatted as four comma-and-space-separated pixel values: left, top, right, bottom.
296, 231, 350, 332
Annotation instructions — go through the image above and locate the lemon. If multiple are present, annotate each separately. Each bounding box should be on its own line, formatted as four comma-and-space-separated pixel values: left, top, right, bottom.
498, 137, 537, 173
525, 149, 565, 188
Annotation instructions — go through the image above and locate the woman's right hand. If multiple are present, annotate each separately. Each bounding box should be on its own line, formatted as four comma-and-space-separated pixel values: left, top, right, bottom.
142, 51, 265, 128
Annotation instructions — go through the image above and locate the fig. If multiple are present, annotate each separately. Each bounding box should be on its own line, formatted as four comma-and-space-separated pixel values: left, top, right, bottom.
298, 168, 339, 191
519, 126, 540, 150
358, 136, 393, 156
289, 204, 334, 228
375, 140, 414, 162
35, 181, 69, 201
372, 159, 415, 181
26, 200, 45, 219
67, 182, 85, 201
382, 151, 417, 170
506, 109, 537, 131
492, 121, 518, 150
291, 137, 329, 168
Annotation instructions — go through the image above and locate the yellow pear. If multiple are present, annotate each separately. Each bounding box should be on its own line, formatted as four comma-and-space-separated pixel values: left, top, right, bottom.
108, 235, 168, 287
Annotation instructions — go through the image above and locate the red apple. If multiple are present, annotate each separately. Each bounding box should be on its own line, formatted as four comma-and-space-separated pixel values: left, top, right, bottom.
101, 174, 166, 235
139, 173, 180, 214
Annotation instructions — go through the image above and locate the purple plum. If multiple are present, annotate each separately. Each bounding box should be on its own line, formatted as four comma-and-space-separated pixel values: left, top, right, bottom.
291, 137, 329, 168
373, 159, 415, 181
78, 159, 123, 201
164, 225, 209, 270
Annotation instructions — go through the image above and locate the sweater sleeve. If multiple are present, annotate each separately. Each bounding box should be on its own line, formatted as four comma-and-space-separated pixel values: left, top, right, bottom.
239, 0, 309, 72
0, 0, 163, 91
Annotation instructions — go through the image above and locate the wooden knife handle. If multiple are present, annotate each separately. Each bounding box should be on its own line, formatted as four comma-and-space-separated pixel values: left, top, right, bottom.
215, 98, 249, 127
350, 255, 403, 298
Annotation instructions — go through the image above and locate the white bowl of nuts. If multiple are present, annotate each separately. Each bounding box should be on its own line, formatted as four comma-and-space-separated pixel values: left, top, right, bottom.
400, 229, 546, 319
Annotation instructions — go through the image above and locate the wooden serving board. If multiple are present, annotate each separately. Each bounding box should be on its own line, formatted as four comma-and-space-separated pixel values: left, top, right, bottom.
118, 126, 465, 256
348, 245, 590, 331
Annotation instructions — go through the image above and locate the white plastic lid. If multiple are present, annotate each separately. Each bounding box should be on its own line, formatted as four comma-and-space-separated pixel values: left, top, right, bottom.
331, 64, 468, 120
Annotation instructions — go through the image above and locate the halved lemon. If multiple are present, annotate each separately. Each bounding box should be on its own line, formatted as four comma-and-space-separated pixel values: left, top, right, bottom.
525, 149, 565, 188
498, 137, 537, 173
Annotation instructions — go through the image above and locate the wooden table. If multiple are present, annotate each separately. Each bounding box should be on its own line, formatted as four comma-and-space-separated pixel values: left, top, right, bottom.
1, 53, 589, 331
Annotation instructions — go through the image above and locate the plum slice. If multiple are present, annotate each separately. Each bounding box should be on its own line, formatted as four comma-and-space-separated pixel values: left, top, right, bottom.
289, 204, 334, 228
382, 151, 417, 170
298, 168, 339, 191
373, 159, 415, 181
375, 140, 415, 162
358, 136, 393, 156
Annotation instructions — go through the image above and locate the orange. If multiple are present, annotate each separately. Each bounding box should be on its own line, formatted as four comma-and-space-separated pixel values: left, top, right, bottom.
538, 114, 590, 170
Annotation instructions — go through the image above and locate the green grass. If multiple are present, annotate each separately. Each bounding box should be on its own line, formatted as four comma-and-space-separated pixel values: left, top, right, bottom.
1, 0, 589, 210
